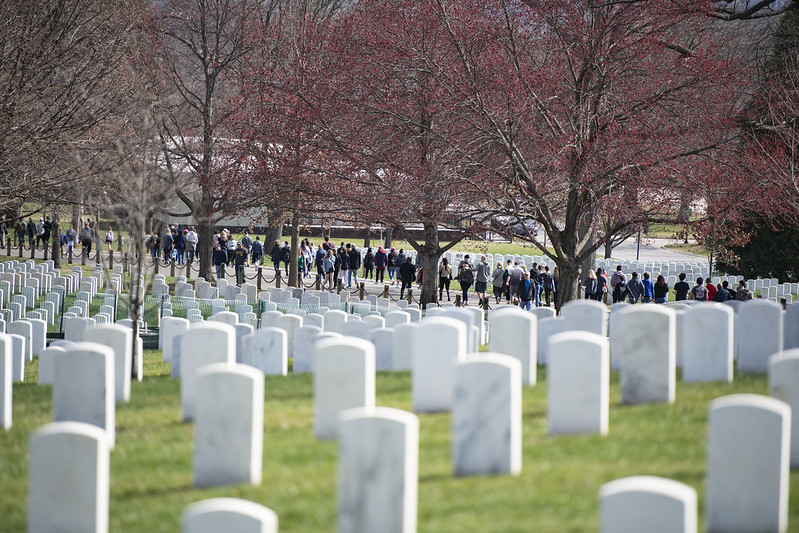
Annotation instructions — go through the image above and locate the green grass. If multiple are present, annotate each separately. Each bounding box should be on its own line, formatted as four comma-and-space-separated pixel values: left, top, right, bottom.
0, 351, 796, 532
663, 243, 708, 257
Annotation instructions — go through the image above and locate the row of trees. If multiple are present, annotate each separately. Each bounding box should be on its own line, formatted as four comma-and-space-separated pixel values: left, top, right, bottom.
3, 0, 797, 308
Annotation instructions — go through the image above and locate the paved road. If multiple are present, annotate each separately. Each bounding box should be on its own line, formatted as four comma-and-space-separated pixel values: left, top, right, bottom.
607, 237, 708, 265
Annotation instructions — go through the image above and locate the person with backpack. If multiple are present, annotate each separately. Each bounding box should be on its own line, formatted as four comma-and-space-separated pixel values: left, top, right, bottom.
612, 272, 627, 303
690, 277, 708, 301
735, 280, 752, 301
594, 268, 608, 303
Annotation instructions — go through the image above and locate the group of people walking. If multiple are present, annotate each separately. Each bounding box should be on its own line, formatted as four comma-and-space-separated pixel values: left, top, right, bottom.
587, 266, 753, 304
438, 256, 557, 309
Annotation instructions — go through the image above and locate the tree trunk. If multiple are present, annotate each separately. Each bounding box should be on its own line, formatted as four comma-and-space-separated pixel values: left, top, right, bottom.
604, 240, 613, 259
51, 209, 61, 268
384, 226, 393, 249
197, 218, 214, 281
416, 223, 443, 309
555, 261, 581, 310
263, 212, 283, 249
363, 226, 371, 248
288, 213, 300, 287
72, 202, 82, 233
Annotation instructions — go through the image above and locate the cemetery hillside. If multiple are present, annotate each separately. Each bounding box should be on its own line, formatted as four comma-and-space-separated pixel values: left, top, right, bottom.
2, 0, 799, 532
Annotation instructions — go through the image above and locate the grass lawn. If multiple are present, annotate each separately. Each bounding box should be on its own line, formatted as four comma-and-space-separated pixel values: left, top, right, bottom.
0, 351, 796, 532
663, 243, 708, 257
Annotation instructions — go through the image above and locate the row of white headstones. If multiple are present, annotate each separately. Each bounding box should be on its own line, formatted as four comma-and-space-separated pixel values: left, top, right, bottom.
4, 293, 798, 532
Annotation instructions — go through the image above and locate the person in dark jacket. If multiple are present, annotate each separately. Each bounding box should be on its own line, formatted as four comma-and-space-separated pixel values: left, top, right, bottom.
713, 283, 731, 302
457, 257, 474, 305
583, 270, 598, 300
232, 242, 249, 285
626, 271, 644, 304
517, 271, 536, 311
270, 239, 282, 273
337, 245, 349, 287
594, 268, 608, 303
374, 247, 387, 283
363, 247, 374, 280
399, 257, 416, 300
281, 242, 291, 275
213, 244, 228, 279
387, 248, 397, 284
250, 236, 263, 265
315, 247, 326, 279
540, 266, 554, 306
347, 244, 361, 288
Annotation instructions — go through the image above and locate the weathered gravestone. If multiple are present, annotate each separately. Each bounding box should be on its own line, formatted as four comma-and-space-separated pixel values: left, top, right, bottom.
7, 320, 32, 362
338, 407, 418, 533
160, 317, 190, 363
737, 299, 783, 373
27, 422, 110, 533
83, 324, 133, 403
412, 317, 466, 413
561, 299, 608, 337
313, 337, 375, 440
183, 498, 278, 533
38, 345, 66, 385
9, 334, 25, 382
452, 354, 521, 477
180, 322, 235, 422
391, 323, 417, 371
536, 316, 564, 366
768, 350, 799, 469
600, 476, 697, 533
194, 364, 264, 487
489, 306, 537, 385
370, 327, 395, 371
242, 327, 288, 376
53, 343, 115, 448
682, 305, 733, 383
706, 394, 790, 533
0, 335, 9, 429
323, 309, 347, 333
614, 306, 675, 405
548, 331, 609, 436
